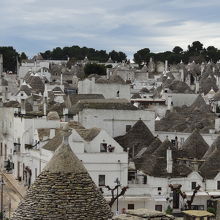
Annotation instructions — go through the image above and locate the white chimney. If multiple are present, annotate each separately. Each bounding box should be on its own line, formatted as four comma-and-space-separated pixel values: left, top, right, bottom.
166, 147, 173, 174
63, 135, 69, 145
60, 73, 63, 85
49, 129, 56, 139
180, 69, 184, 82
165, 60, 168, 72
195, 79, 199, 93
215, 118, 220, 132
21, 98, 26, 114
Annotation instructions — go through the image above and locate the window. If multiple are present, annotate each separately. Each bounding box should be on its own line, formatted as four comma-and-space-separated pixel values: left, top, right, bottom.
126, 125, 132, 132
155, 205, 162, 211
98, 175, 105, 186
128, 204, 134, 210
116, 90, 120, 97
158, 187, 162, 191
217, 181, 220, 190
180, 137, 185, 144
143, 176, 147, 184
192, 182, 197, 190
100, 143, 107, 152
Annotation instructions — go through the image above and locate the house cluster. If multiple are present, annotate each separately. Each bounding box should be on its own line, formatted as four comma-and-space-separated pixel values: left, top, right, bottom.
1, 54, 220, 218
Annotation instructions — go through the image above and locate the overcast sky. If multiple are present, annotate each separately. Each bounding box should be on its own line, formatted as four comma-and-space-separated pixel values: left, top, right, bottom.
1, 0, 220, 58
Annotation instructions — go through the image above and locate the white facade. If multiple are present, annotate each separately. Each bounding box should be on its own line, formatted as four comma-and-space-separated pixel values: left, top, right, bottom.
74, 108, 155, 137
78, 77, 131, 100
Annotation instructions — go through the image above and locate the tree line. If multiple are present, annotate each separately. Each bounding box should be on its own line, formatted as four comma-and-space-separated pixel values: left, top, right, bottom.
40, 46, 127, 63
2, 41, 220, 72
134, 41, 220, 65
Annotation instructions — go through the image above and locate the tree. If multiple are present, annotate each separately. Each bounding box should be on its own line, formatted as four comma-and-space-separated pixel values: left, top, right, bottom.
169, 184, 201, 210
133, 48, 151, 65
84, 63, 106, 76
104, 185, 129, 207
20, 52, 28, 61
0, 46, 19, 72
173, 46, 183, 54
188, 41, 204, 54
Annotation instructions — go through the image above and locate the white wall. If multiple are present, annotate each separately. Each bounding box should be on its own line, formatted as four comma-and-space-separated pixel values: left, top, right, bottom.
76, 108, 155, 137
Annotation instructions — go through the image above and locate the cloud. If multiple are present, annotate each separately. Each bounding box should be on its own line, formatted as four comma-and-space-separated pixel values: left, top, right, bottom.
0, 0, 220, 57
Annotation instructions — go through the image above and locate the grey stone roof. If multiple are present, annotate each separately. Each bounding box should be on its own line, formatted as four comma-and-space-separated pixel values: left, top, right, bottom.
47, 111, 60, 120
200, 146, 220, 179
72, 99, 137, 115
203, 136, 220, 160
156, 94, 215, 133
115, 120, 155, 157
180, 129, 209, 159
12, 143, 112, 220
76, 127, 101, 142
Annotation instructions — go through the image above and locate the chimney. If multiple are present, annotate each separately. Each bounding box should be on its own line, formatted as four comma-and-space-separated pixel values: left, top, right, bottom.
180, 69, 184, 82
165, 60, 168, 72
63, 134, 69, 145
60, 73, 63, 85
215, 118, 220, 132
166, 147, 173, 174
43, 83, 48, 117
49, 129, 56, 139
195, 78, 199, 93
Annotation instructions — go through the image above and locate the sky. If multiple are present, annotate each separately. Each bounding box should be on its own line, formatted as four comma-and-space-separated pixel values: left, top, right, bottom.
1, 0, 220, 58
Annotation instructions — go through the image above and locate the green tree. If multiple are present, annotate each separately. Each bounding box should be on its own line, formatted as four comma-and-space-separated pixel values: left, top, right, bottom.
84, 63, 106, 76
173, 46, 183, 54
20, 52, 28, 61
133, 48, 151, 65
109, 50, 127, 62
188, 41, 204, 54
0, 46, 19, 72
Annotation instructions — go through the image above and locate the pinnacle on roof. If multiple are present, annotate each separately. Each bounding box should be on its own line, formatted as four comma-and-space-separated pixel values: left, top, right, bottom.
181, 129, 209, 159
12, 143, 112, 220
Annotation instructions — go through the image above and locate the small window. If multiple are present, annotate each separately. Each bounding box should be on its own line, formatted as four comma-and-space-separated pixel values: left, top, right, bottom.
126, 125, 132, 132
116, 90, 120, 97
171, 139, 176, 146
155, 205, 162, 211
217, 181, 220, 190
192, 182, 197, 190
180, 137, 185, 144
99, 175, 105, 186
158, 187, 162, 191
128, 204, 134, 210
100, 143, 107, 152
143, 176, 147, 184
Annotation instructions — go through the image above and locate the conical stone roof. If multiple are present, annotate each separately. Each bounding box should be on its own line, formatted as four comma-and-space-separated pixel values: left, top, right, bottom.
200, 147, 220, 179
203, 136, 220, 160
12, 142, 112, 220
181, 129, 209, 159
114, 119, 155, 157
189, 95, 210, 112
